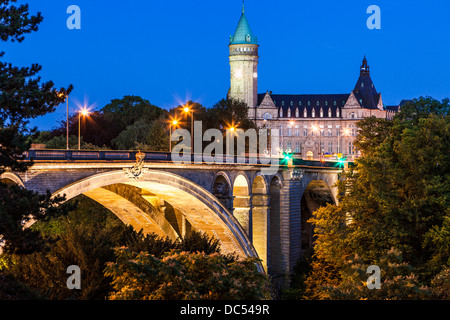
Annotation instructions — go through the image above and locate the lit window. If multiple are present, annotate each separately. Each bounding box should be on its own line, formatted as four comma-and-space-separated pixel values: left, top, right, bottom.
319, 108, 323, 118
328, 108, 332, 117
295, 108, 299, 118
303, 108, 307, 117
336, 108, 340, 118
280, 108, 283, 117
312, 109, 315, 117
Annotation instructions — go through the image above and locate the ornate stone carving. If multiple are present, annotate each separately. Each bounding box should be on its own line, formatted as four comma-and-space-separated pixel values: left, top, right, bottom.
124, 151, 146, 180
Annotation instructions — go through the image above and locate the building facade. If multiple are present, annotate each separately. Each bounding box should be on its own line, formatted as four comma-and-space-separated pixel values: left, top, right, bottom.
228, 7, 400, 161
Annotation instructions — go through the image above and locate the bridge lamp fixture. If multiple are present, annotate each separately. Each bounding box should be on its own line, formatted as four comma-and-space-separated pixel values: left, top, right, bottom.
181, 104, 194, 153
58, 92, 70, 150
77, 107, 90, 150
169, 117, 180, 152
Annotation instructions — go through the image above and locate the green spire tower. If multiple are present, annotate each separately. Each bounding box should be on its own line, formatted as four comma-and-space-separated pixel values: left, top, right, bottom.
228, 2, 259, 113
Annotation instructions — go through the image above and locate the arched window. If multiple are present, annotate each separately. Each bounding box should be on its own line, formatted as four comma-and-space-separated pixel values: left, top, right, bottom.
336, 108, 340, 118
319, 108, 323, 118
328, 108, 332, 118
287, 108, 291, 118
303, 108, 307, 118
295, 108, 299, 117
306, 151, 313, 160
312, 109, 316, 117
280, 108, 283, 117
263, 112, 272, 120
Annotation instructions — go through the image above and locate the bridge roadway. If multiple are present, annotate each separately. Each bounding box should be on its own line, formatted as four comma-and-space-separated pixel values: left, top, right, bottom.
1, 149, 350, 283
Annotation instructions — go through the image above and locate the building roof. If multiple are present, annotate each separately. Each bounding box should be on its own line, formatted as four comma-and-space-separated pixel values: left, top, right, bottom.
257, 93, 349, 118
230, 9, 257, 45
352, 57, 381, 109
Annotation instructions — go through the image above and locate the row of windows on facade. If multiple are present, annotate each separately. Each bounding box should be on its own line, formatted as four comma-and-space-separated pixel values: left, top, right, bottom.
280, 141, 356, 155
278, 124, 358, 137
275, 99, 345, 107
263, 109, 362, 119
231, 46, 257, 53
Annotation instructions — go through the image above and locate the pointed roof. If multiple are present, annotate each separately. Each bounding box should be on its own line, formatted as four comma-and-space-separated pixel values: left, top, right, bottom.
353, 56, 381, 109
230, 4, 257, 45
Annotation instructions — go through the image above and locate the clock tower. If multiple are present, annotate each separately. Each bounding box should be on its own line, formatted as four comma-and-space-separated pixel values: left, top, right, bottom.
229, 4, 259, 118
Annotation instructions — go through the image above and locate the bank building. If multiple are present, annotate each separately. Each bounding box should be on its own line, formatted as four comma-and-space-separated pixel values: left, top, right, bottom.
227, 5, 401, 161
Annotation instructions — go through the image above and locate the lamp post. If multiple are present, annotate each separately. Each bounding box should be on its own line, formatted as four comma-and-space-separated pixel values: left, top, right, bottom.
58, 92, 70, 150
78, 108, 89, 150
182, 105, 194, 153
169, 119, 178, 152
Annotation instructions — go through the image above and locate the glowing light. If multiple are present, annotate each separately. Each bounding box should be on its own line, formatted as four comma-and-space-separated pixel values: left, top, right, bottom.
79, 108, 90, 117
183, 107, 190, 113
234, 69, 243, 79
312, 125, 319, 132
343, 128, 351, 136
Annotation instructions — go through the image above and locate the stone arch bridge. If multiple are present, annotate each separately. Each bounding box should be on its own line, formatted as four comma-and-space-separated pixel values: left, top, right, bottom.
1, 149, 349, 281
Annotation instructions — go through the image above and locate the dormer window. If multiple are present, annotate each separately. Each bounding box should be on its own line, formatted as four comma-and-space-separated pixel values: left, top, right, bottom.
316, 101, 320, 106
282, 101, 285, 106
290, 101, 293, 106
287, 108, 291, 118
325, 101, 328, 106
299, 101, 302, 106
280, 108, 283, 117
337, 108, 340, 118
307, 101, 311, 106
328, 108, 332, 117
312, 109, 316, 117
295, 108, 299, 117
361, 82, 364, 88
246, 35, 251, 43
319, 108, 323, 118
303, 108, 307, 118
334, 101, 337, 106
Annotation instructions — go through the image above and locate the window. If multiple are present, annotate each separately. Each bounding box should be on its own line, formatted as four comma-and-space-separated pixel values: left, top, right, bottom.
280, 109, 283, 117
303, 126, 308, 137
336, 108, 340, 118
348, 142, 354, 154
295, 129, 300, 137
287, 108, 291, 118
350, 112, 355, 119
263, 112, 272, 120
287, 128, 292, 136
336, 125, 341, 137
328, 142, 333, 154
303, 108, 307, 118
334, 101, 337, 106
327, 129, 332, 136
312, 109, 316, 117
325, 101, 328, 106
290, 101, 293, 106
295, 142, 300, 153
307, 101, 311, 106
328, 108, 332, 118
306, 151, 313, 159
320, 108, 323, 118
295, 108, 299, 118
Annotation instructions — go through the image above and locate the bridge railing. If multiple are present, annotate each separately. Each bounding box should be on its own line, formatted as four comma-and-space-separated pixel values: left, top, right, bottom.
23, 149, 353, 168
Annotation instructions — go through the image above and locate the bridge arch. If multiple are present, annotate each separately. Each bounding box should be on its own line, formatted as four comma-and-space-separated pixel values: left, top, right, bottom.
300, 179, 335, 250
52, 170, 257, 259
0, 172, 25, 187
232, 173, 251, 235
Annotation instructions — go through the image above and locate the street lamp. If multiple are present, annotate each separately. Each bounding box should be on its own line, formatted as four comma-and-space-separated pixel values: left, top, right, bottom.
58, 92, 70, 150
169, 118, 179, 152
181, 104, 194, 153
78, 108, 90, 150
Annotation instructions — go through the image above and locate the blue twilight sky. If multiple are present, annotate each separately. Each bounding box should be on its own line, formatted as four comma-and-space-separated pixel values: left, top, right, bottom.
2, 0, 449, 131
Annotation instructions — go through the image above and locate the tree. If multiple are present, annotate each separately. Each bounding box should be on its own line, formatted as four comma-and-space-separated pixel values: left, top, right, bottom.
0, 1, 74, 254
0, 0, 73, 173
105, 249, 271, 300
304, 97, 450, 299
